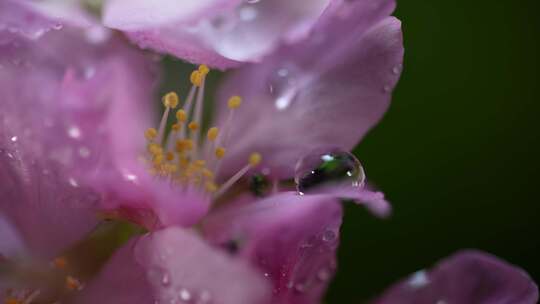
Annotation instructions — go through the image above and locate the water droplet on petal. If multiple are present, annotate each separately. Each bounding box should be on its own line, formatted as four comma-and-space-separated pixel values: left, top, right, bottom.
317, 268, 331, 282
322, 229, 337, 242
161, 272, 171, 286
295, 148, 365, 195
67, 126, 81, 139
10, 136, 17, 142
68, 177, 79, 188
383, 85, 391, 93
392, 64, 402, 75
178, 288, 191, 301
408, 270, 429, 289
53, 22, 63, 30
245, 0, 260, 3
268, 65, 299, 111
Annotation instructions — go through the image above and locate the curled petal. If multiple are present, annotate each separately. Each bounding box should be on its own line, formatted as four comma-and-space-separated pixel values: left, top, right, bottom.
103, 0, 330, 68
375, 250, 539, 304
203, 192, 343, 304
216, 11, 403, 178
76, 228, 271, 304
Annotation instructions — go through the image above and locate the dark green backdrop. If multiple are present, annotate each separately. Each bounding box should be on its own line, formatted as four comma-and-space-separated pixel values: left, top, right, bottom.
327, 0, 540, 302
159, 0, 540, 302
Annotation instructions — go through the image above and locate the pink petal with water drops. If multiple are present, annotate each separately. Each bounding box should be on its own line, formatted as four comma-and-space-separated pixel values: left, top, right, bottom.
374, 250, 539, 304
103, 0, 330, 68
215, 7, 403, 179
1, 14, 206, 249
203, 192, 343, 304
76, 227, 271, 304
0, 0, 96, 42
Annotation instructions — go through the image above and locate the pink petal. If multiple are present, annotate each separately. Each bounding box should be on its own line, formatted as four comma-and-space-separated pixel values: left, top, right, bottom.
1, 7, 210, 229
216, 14, 403, 179
76, 227, 271, 304
0, 0, 96, 42
203, 192, 343, 304
375, 250, 539, 304
103, 0, 330, 68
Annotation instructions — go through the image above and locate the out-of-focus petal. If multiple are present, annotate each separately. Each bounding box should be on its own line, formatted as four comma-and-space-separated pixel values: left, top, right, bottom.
103, 0, 330, 68
374, 250, 539, 304
203, 192, 343, 304
76, 227, 271, 304
103, 0, 240, 29
216, 12, 403, 178
0, 0, 95, 41
0, 214, 26, 259
1, 3, 210, 229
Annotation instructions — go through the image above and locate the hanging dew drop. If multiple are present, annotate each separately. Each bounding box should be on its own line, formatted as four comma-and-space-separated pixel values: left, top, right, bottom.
294, 148, 365, 195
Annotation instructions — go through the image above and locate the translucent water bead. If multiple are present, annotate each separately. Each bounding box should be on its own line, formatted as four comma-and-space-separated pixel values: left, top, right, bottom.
294, 148, 365, 195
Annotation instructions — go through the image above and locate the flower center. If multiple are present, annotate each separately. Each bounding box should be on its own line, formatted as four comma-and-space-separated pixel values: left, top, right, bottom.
143, 65, 261, 198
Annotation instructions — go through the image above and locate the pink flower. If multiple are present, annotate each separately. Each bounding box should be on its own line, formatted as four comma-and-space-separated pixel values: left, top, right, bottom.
1, 1, 537, 304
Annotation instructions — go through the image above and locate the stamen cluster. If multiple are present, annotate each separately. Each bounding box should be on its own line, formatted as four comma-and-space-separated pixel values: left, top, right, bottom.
143, 65, 261, 197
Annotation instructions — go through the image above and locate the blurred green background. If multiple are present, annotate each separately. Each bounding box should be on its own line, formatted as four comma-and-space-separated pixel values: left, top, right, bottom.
158, 0, 540, 302
326, 0, 540, 302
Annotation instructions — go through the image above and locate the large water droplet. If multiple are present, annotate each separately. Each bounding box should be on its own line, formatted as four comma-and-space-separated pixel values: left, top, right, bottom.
294, 148, 365, 195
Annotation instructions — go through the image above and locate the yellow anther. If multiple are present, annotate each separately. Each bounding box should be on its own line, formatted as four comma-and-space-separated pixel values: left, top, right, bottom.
166, 151, 175, 161
190, 70, 203, 87
198, 64, 210, 76
205, 181, 218, 193
249, 153, 262, 166
188, 121, 199, 131
228, 96, 242, 109
144, 128, 158, 141
148, 143, 163, 156
163, 92, 179, 108
202, 168, 214, 179
171, 123, 181, 132
53, 257, 68, 269
66, 276, 82, 291
164, 163, 178, 174
207, 127, 219, 141
179, 156, 189, 167
215, 147, 226, 159
4, 297, 21, 304
194, 160, 206, 167
176, 109, 187, 122
176, 139, 194, 152
153, 154, 164, 166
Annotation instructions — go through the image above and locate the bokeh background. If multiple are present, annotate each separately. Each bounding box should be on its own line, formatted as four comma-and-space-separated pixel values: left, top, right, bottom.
158, 0, 540, 302
327, 0, 540, 302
